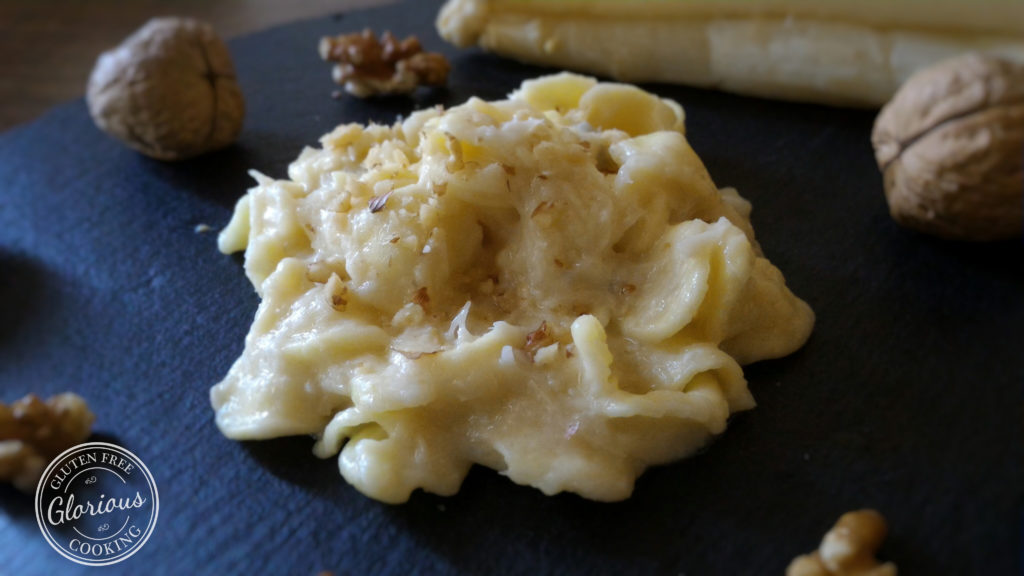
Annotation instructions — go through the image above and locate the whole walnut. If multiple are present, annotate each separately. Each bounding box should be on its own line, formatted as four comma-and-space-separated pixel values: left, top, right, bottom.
787, 510, 896, 576
871, 53, 1024, 241
87, 17, 245, 161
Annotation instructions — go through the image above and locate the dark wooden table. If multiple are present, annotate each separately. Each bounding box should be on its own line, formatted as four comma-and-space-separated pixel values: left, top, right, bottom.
0, 0, 392, 132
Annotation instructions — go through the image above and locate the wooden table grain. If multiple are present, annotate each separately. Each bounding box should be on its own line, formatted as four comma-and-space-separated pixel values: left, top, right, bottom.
0, 0, 394, 132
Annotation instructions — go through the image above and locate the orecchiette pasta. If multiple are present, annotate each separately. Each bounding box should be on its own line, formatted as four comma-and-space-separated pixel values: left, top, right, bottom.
212, 73, 814, 503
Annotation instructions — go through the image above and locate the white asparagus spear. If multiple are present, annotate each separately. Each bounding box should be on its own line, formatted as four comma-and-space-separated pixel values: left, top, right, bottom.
437, 0, 1024, 107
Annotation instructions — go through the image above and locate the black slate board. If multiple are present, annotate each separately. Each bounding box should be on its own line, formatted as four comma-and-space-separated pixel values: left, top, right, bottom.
1, 2, 1022, 575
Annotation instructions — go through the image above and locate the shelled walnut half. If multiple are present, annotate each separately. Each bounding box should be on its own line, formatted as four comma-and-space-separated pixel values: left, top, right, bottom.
319, 29, 450, 97
0, 393, 95, 493
787, 510, 897, 576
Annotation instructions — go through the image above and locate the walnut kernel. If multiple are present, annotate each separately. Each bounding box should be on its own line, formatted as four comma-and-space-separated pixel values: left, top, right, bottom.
319, 29, 450, 98
0, 393, 95, 492
787, 510, 897, 576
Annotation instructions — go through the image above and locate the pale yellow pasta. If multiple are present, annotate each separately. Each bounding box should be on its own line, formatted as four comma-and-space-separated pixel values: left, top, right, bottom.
211, 73, 814, 503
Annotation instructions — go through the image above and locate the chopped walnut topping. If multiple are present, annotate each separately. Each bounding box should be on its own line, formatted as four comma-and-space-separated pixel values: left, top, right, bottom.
0, 393, 95, 492
326, 274, 349, 311
413, 287, 430, 310
368, 190, 393, 213
787, 510, 897, 576
524, 321, 555, 357
319, 29, 450, 98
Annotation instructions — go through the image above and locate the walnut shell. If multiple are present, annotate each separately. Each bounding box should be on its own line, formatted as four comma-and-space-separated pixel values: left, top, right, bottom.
871, 53, 1024, 241
86, 17, 245, 161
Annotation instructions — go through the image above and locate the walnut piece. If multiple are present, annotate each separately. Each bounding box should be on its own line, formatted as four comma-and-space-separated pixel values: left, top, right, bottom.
787, 510, 897, 576
524, 321, 554, 355
87, 17, 245, 161
871, 53, 1024, 241
0, 393, 95, 492
319, 29, 450, 98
